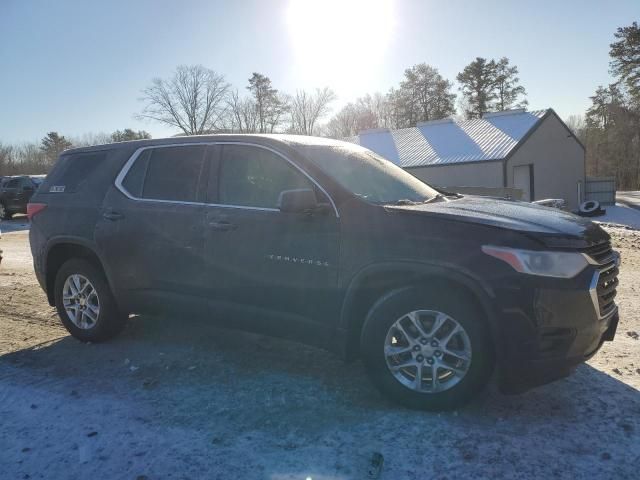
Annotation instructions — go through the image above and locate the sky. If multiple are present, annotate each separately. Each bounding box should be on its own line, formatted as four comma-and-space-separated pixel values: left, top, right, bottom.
1, 0, 638, 143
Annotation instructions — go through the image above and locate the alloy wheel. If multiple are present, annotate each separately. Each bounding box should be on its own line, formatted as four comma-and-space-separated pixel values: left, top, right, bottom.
384, 309, 472, 393
62, 274, 100, 329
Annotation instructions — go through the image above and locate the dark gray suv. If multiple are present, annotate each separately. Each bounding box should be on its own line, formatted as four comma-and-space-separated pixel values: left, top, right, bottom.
28, 135, 619, 410
0, 175, 44, 219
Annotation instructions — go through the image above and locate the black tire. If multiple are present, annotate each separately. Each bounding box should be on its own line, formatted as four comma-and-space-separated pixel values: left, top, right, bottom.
579, 200, 600, 217
54, 258, 127, 342
0, 203, 12, 220
360, 286, 494, 411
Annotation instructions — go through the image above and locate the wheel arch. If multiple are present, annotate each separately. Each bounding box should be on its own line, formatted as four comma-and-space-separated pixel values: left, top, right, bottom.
44, 238, 112, 307
338, 262, 503, 362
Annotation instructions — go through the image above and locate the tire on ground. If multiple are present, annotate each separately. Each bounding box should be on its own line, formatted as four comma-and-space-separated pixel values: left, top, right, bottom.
54, 258, 127, 342
360, 285, 494, 410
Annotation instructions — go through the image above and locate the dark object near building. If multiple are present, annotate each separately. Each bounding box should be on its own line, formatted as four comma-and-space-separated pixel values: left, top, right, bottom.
576, 200, 606, 217
0, 175, 44, 219
28, 135, 619, 410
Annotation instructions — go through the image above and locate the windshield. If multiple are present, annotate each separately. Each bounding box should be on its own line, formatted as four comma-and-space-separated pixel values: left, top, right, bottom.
300, 145, 440, 204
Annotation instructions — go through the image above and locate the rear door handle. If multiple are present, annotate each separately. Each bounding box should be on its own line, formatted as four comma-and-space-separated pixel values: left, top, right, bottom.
103, 211, 124, 221
208, 221, 237, 231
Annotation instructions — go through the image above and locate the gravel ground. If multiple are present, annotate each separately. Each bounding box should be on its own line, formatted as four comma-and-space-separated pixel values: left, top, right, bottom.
1, 219, 639, 479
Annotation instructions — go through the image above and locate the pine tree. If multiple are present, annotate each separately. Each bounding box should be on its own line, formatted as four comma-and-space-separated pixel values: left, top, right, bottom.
456, 57, 498, 119
396, 63, 456, 126
457, 57, 528, 118
40, 132, 72, 164
493, 57, 528, 111
247, 73, 288, 133
609, 21, 640, 103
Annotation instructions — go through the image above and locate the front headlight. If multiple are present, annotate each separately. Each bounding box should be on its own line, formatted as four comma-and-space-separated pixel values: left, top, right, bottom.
482, 245, 589, 278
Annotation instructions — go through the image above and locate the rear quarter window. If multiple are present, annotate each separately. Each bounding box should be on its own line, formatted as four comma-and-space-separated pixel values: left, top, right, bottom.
41, 152, 107, 193
121, 150, 150, 198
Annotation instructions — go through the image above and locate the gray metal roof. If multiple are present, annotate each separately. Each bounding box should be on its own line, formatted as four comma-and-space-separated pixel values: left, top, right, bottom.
345, 109, 549, 167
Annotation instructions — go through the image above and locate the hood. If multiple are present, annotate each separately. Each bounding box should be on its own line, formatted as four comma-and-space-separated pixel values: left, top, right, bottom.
387, 196, 609, 245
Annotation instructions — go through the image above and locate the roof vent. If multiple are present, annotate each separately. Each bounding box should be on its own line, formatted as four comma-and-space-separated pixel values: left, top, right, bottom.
416, 118, 455, 127
483, 109, 527, 118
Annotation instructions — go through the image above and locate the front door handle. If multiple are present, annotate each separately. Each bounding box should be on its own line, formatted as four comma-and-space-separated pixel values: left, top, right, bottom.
103, 211, 124, 221
208, 220, 237, 231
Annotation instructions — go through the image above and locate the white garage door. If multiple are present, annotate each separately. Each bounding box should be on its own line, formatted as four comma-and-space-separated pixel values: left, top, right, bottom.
513, 165, 532, 201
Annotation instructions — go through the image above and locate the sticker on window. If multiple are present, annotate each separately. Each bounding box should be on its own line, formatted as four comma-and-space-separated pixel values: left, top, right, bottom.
49, 186, 65, 193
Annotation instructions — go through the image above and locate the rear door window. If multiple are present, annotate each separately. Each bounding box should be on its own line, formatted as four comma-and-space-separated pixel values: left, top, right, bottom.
123, 145, 206, 202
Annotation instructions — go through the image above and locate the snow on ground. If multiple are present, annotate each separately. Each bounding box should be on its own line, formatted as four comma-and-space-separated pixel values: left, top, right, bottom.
0, 214, 30, 234
594, 203, 640, 230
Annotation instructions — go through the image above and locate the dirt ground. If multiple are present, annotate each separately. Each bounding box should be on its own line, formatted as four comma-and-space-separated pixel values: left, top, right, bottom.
1, 218, 639, 479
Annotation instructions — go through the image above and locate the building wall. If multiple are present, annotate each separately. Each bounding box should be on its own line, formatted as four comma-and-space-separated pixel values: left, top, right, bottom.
506, 114, 585, 210
406, 160, 503, 189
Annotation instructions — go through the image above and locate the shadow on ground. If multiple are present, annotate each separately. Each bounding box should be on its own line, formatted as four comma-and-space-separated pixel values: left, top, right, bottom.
1, 314, 639, 478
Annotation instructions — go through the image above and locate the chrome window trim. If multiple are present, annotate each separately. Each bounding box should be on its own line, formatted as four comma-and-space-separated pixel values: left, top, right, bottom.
114, 141, 339, 217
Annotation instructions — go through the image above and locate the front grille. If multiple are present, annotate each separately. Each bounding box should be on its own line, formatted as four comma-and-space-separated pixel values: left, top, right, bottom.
584, 240, 619, 317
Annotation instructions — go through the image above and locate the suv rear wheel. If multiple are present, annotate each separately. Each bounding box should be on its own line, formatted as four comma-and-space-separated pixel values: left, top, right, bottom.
360, 286, 494, 410
54, 259, 127, 342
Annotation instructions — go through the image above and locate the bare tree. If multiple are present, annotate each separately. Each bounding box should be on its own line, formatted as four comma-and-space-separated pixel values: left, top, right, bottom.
111, 129, 151, 142
358, 93, 394, 129
325, 104, 360, 138
226, 89, 259, 133
565, 114, 586, 139
289, 87, 336, 135
138, 65, 230, 135
0, 143, 13, 176
72, 132, 113, 147
0, 142, 49, 175
324, 92, 397, 138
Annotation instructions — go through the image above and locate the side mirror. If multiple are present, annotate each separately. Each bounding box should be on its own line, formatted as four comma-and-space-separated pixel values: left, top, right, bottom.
278, 189, 318, 213
23, 185, 34, 192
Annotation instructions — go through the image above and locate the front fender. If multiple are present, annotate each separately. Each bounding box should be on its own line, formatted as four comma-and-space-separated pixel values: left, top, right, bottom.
337, 260, 504, 363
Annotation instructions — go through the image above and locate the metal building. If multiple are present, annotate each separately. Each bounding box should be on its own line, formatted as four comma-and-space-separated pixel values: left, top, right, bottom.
346, 109, 586, 210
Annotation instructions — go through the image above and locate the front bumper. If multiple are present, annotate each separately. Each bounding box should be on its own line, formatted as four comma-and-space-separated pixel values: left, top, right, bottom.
494, 265, 619, 394
500, 309, 618, 394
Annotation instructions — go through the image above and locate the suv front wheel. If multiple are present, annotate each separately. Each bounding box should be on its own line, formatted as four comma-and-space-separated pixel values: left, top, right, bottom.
361, 286, 494, 410
54, 259, 127, 342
